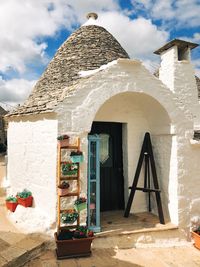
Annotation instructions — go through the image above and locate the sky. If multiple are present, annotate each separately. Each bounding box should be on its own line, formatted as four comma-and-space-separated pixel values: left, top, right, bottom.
0, 0, 200, 109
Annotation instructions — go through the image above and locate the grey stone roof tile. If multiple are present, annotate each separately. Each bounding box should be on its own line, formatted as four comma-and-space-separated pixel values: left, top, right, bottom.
7, 25, 129, 117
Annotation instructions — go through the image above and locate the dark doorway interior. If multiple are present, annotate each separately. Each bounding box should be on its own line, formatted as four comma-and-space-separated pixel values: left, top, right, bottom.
90, 122, 124, 212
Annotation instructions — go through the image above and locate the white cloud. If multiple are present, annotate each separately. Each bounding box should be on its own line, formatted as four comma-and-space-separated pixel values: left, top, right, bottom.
97, 12, 169, 60
0, 77, 36, 105
0, 0, 119, 74
0, 0, 120, 105
131, 0, 200, 28
0, 0, 73, 73
0, 0, 198, 107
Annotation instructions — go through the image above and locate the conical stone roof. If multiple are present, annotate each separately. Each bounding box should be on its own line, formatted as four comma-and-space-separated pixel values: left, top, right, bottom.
9, 24, 129, 116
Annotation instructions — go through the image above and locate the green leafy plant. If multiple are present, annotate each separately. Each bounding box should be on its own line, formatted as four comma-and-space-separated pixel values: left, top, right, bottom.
57, 226, 94, 240
57, 134, 70, 140
61, 209, 79, 224
6, 196, 17, 203
57, 229, 74, 240
70, 151, 83, 156
62, 162, 78, 175
17, 189, 32, 199
73, 226, 94, 239
74, 197, 86, 206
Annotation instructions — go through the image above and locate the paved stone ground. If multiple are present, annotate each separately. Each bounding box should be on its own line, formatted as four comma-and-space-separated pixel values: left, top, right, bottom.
25, 246, 200, 267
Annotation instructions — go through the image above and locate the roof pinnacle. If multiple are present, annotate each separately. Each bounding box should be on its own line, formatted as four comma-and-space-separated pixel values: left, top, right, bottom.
86, 12, 98, 20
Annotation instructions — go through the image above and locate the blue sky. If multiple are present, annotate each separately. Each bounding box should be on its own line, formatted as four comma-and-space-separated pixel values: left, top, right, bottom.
0, 0, 199, 109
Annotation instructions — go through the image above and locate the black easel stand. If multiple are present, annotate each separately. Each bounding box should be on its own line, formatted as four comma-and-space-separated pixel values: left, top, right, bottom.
124, 132, 165, 224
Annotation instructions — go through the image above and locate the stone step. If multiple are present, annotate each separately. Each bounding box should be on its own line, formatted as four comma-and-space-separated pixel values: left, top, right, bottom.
0, 234, 50, 267
93, 226, 190, 249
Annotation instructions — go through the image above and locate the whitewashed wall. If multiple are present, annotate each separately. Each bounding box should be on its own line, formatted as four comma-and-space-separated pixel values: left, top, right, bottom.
57, 59, 189, 226
7, 113, 58, 233
7, 56, 200, 234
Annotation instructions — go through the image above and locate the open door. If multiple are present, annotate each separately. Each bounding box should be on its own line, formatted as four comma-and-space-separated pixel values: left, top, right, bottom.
90, 122, 124, 212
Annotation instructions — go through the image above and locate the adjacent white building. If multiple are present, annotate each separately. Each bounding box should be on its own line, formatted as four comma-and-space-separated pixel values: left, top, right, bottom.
6, 13, 200, 236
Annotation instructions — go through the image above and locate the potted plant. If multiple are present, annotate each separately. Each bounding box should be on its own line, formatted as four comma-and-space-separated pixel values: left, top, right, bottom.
61, 162, 78, 176
5, 196, 18, 212
54, 226, 94, 259
16, 189, 33, 207
61, 209, 79, 224
192, 226, 200, 249
58, 181, 70, 196
74, 197, 87, 212
57, 134, 70, 147
70, 151, 83, 163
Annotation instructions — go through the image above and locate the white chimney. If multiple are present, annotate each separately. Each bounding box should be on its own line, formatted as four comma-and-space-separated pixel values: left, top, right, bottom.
154, 39, 200, 126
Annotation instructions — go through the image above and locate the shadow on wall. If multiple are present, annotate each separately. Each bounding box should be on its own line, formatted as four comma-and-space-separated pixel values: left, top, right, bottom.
151, 134, 172, 221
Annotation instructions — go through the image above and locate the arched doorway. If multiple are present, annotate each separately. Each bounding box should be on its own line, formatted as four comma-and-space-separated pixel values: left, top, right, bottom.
88, 91, 174, 230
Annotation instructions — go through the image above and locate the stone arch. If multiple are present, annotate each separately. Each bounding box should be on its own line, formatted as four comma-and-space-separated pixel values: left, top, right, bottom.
81, 91, 177, 223
71, 76, 190, 134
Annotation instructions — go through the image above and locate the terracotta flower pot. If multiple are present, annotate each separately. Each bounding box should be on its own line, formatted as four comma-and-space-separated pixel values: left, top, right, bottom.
54, 232, 94, 259
6, 201, 18, 212
17, 196, 33, 207
192, 231, 200, 249
58, 187, 69, 196
59, 139, 69, 147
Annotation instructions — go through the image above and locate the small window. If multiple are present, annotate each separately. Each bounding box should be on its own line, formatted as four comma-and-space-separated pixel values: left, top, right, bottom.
99, 134, 109, 164
178, 47, 189, 61
99, 134, 113, 167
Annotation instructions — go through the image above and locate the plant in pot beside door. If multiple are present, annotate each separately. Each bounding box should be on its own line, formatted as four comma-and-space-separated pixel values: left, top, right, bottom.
55, 226, 94, 259
58, 181, 70, 196
16, 189, 33, 207
5, 196, 18, 212
57, 134, 70, 147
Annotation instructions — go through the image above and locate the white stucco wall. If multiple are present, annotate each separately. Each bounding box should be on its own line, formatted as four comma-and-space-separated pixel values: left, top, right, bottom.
7, 113, 58, 233
56, 58, 200, 233
57, 59, 191, 226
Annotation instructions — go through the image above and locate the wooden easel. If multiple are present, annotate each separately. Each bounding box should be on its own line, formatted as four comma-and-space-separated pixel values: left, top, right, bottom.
124, 132, 165, 224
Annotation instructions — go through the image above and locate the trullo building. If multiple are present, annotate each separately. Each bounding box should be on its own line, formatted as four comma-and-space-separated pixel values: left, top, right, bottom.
6, 13, 200, 239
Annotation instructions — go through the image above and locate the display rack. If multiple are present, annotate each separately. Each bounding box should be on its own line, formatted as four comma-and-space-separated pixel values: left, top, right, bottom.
57, 137, 81, 232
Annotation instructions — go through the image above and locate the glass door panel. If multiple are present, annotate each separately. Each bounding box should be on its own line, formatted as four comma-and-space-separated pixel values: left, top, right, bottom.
87, 135, 100, 232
